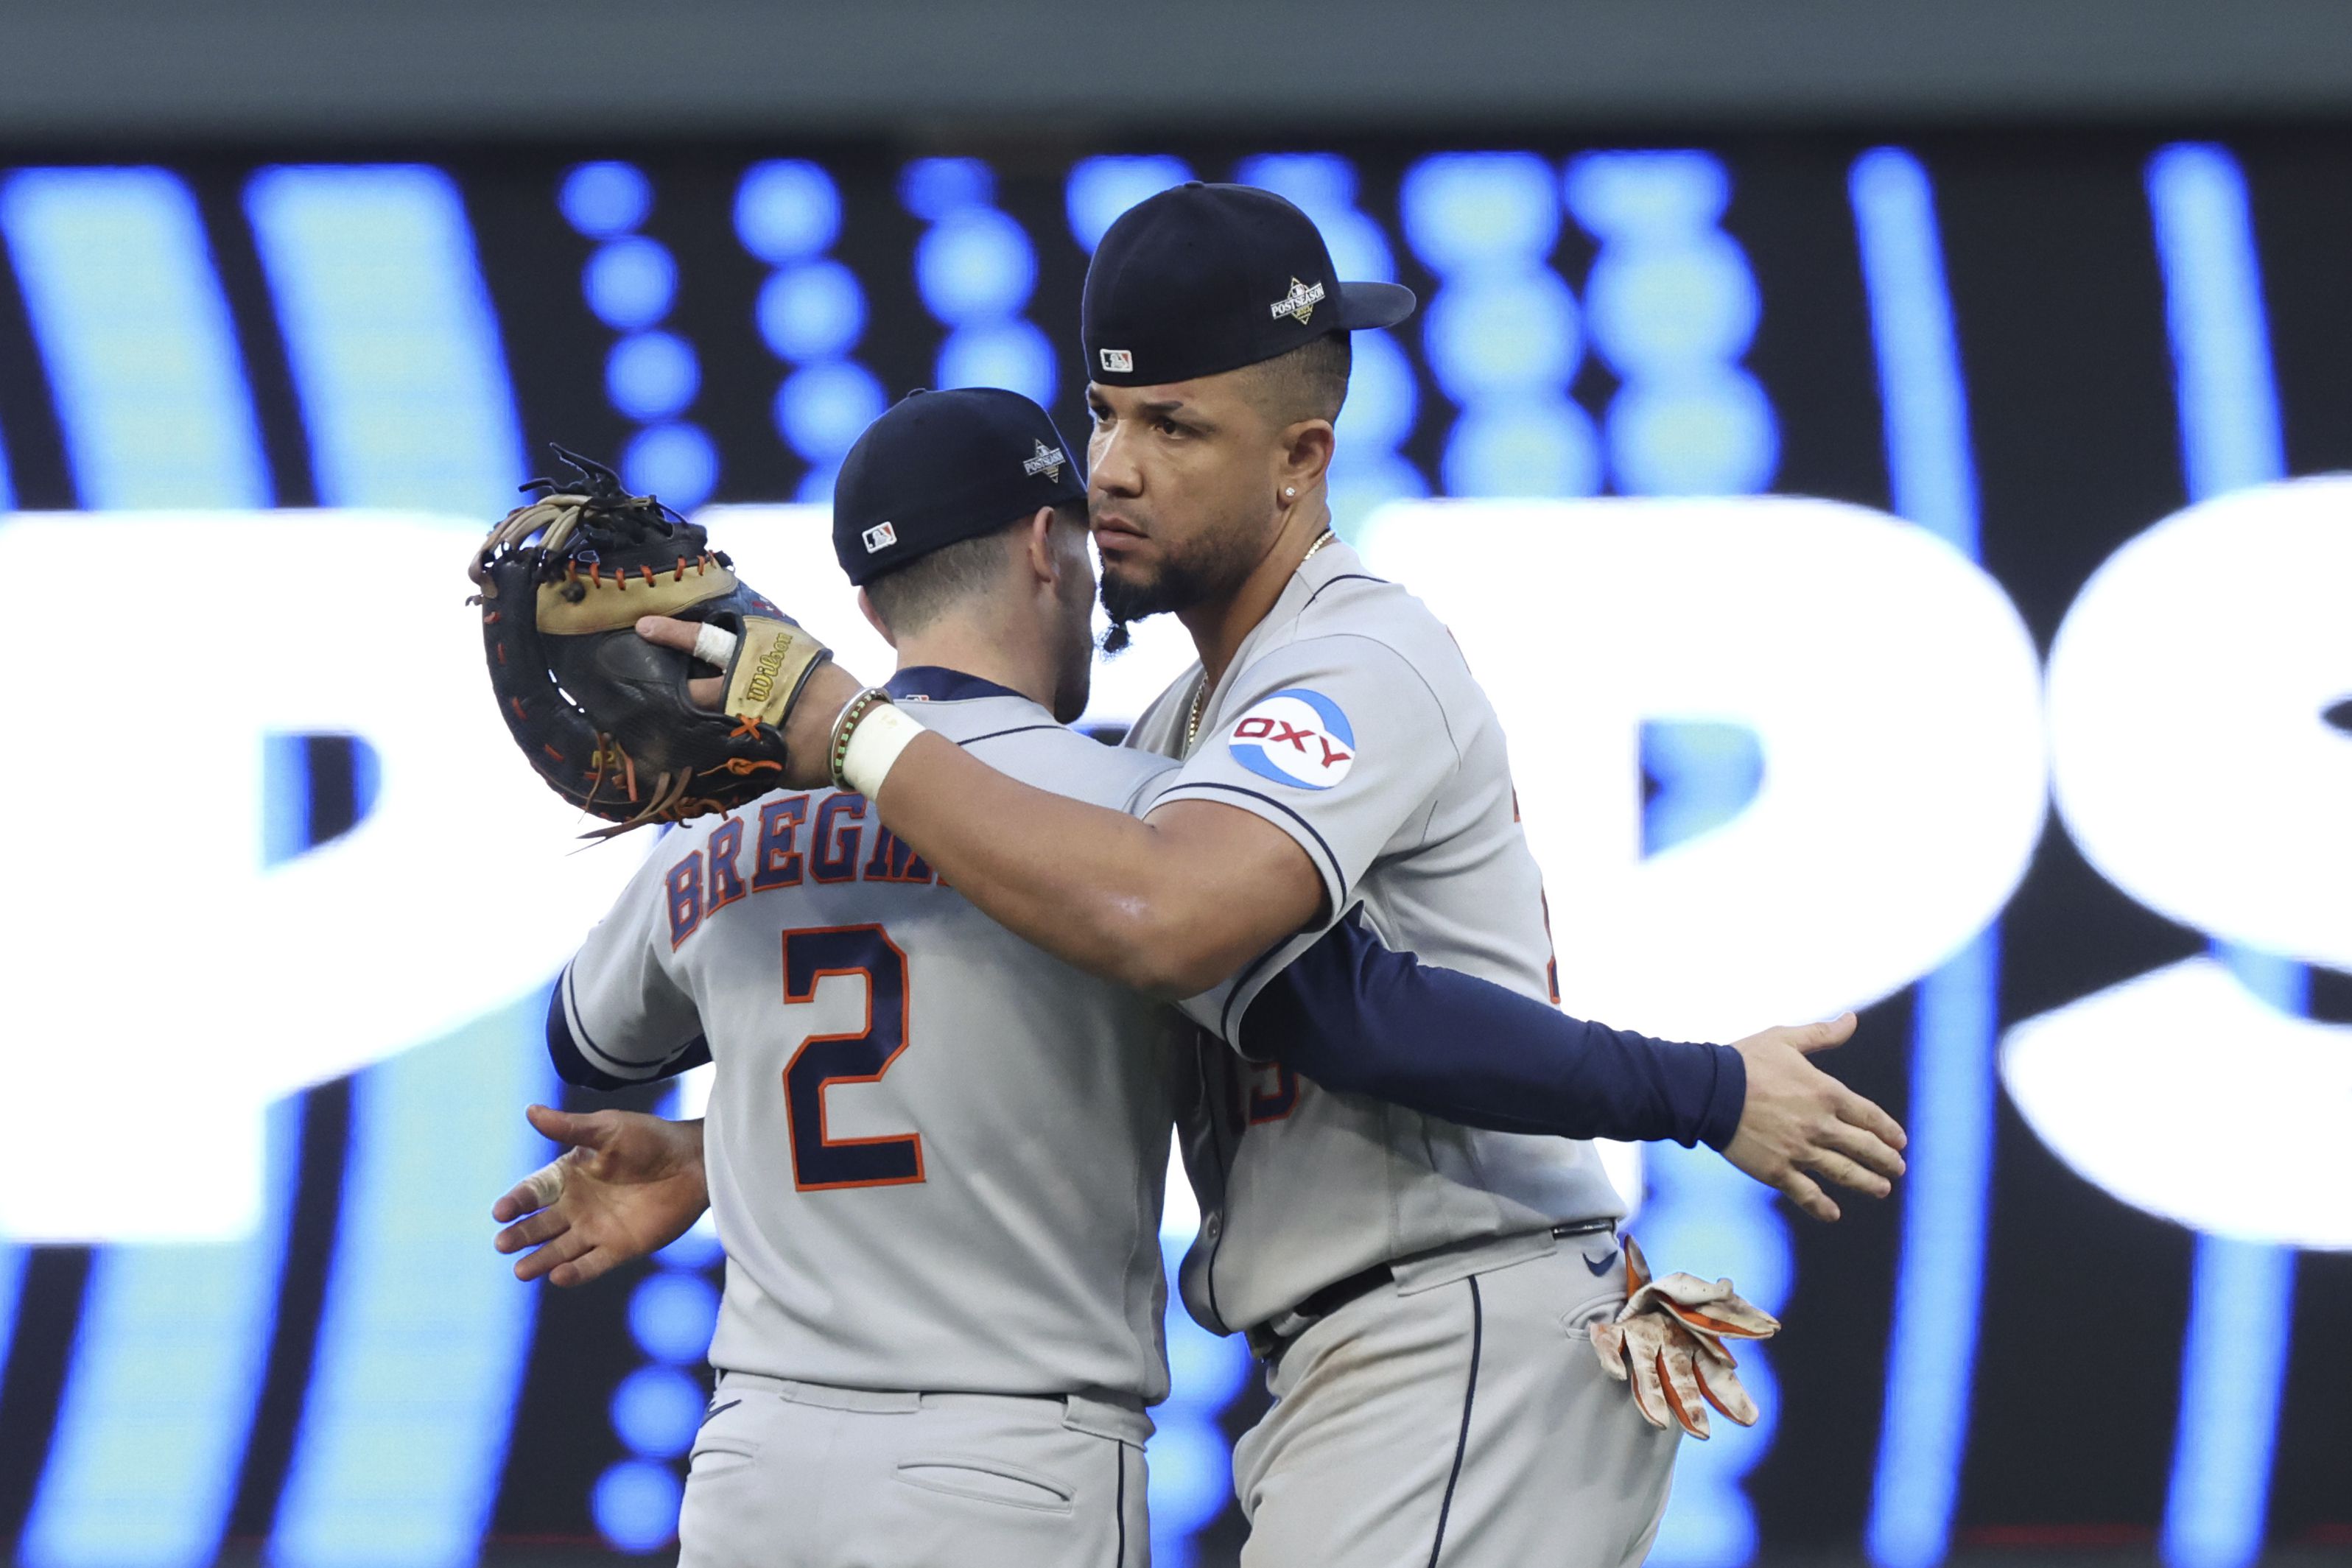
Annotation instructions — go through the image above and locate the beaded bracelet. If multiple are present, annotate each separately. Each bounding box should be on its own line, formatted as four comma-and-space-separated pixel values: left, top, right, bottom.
827, 686, 894, 790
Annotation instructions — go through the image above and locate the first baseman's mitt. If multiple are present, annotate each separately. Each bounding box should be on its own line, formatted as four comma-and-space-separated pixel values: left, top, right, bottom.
470, 447, 831, 835
1588, 1235, 1780, 1439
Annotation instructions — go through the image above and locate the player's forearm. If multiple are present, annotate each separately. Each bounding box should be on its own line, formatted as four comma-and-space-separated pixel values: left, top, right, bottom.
1243, 914, 1747, 1147
874, 733, 1277, 996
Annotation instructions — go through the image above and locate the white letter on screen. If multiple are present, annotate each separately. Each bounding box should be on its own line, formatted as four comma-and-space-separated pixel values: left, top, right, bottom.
0, 511, 652, 1241
2043, 477, 2352, 969
2004, 477, 2352, 1246
1358, 496, 2048, 1043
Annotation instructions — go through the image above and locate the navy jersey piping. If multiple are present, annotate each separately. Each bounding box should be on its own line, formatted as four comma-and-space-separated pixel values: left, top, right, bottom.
885, 666, 1028, 703
1198, 1042, 1232, 1335
561, 965, 641, 1075
1298, 571, 1386, 615
550, 965, 709, 1089
1151, 781, 1348, 905
1426, 1276, 1484, 1567
1114, 1444, 1127, 1567
1218, 938, 1298, 1049
959, 723, 1064, 746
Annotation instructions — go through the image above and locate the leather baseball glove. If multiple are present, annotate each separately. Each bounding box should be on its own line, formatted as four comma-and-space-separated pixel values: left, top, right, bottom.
470, 448, 829, 835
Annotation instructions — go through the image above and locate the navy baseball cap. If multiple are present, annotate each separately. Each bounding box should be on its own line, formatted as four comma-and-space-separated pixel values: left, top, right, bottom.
1082, 183, 1417, 387
832, 387, 1085, 586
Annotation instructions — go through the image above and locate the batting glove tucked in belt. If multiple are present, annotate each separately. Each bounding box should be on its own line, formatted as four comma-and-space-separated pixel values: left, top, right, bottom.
1587, 1235, 1779, 1440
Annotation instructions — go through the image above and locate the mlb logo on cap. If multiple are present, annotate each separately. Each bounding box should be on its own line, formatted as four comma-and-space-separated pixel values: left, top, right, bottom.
831, 386, 1087, 586
1099, 348, 1134, 373
1228, 688, 1356, 790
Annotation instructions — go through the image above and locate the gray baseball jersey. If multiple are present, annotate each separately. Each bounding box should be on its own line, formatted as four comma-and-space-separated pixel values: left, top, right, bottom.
1128, 538, 1627, 1333
564, 672, 1189, 1401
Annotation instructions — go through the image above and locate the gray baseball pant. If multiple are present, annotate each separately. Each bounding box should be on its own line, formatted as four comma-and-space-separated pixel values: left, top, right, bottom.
680, 1374, 1151, 1568
1233, 1231, 1680, 1567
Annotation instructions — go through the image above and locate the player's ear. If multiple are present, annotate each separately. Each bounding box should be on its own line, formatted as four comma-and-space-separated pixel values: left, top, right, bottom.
1020, 505, 1060, 589
1276, 418, 1335, 502
856, 586, 896, 648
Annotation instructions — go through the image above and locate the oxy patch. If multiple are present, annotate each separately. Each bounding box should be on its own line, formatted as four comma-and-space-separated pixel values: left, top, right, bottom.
1228, 688, 1355, 789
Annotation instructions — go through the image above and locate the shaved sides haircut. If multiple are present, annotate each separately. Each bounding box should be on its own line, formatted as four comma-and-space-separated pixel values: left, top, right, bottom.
1243, 332, 1352, 426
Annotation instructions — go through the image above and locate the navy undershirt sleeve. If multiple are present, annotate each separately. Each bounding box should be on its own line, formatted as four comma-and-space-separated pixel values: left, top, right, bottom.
1239, 910, 1747, 1150
544, 980, 712, 1093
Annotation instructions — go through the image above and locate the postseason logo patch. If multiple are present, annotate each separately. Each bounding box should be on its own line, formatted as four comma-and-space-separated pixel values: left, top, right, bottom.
1227, 688, 1355, 789
1270, 277, 1325, 326
1022, 440, 1067, 480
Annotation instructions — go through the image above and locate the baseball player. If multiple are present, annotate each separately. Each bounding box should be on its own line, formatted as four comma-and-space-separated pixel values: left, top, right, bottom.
546, 388, 1187, 1567
645, 184, 1909, 1566
519, 384, 1808, 1567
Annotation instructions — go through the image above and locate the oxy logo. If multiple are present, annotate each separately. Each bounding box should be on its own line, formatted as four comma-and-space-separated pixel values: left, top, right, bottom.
1229, 689, 1355, 789
1362, 484, 2352, 1249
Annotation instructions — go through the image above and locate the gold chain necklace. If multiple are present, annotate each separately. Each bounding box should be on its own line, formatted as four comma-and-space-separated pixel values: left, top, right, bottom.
1184, 529, 1338, 754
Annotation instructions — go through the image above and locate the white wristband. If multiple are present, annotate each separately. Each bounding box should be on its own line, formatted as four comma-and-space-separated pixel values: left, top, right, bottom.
840, 702, 925, 798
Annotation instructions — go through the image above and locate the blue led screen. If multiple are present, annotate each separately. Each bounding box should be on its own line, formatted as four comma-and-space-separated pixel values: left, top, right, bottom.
0, 133, 2348, 1568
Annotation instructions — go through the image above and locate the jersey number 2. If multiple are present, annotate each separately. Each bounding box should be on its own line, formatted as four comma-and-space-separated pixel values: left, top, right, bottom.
782, 924, 924, 1191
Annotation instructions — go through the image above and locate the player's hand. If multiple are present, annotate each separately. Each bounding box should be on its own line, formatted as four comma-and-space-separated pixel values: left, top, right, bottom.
491, 1105, 710, 1287
1721, 1013, 1907, 1222
636, 614, 864, 789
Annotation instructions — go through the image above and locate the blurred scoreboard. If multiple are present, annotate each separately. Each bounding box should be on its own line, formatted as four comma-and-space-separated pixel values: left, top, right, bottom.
0, 132, 2348, 1568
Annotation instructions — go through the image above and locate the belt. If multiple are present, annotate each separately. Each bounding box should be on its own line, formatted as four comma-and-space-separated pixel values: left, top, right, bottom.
1244, 1219, 1616, 1364
712, 1371, 1153, 1446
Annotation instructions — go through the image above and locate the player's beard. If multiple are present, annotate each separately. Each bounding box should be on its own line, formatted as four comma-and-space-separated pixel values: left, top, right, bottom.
1098, 516, 1261, 655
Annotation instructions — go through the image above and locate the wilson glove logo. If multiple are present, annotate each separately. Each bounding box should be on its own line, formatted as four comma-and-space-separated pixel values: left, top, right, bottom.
1228, 688, 1355, 789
